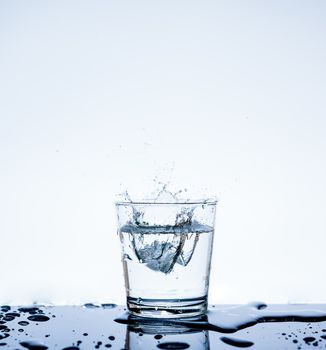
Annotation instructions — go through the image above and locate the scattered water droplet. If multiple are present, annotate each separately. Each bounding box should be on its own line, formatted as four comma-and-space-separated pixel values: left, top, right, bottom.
18, 307, 40, 314
27, 315, 50, 322
157, 342, 190, 349
83, 303, 100, 309
0, 306, 10, 312
3, 315, 15, 322
5, 312, 20, 317
20, 340, 48, 349
101, 304, 117, 309
303, 336, 316, 343
220, 337, 254, 348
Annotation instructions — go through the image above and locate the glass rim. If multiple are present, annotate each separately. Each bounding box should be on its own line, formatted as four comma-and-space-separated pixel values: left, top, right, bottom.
115, 198, 218, 206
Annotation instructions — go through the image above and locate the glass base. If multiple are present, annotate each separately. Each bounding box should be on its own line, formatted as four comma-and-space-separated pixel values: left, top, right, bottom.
127, 296, 207, 318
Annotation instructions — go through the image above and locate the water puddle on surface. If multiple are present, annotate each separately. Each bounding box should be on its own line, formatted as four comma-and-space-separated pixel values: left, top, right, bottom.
115, 302, 326, 333
1, 303, 326, 349
115, 302, 326, 348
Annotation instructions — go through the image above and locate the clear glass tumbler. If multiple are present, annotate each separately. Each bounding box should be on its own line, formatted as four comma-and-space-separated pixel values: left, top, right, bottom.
116, 199, 217, 318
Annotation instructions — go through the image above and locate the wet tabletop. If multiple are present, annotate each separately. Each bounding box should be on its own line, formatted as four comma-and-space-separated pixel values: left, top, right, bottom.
1, 303, 326, 349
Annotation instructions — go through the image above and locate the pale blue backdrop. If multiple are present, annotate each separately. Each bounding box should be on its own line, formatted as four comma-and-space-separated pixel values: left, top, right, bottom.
0, 0, 325, 304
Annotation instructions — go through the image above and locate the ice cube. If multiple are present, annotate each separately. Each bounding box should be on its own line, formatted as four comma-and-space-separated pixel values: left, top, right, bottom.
132, 232, 186, 274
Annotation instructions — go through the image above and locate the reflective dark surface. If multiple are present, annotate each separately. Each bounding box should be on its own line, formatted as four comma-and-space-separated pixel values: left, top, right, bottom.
1, 304, 326, 349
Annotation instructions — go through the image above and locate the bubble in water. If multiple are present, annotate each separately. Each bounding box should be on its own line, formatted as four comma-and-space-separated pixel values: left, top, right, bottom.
18, 321, 30, 326
220, 337, 254, 348
157, 342, 190, 349
20, 340, 48, 350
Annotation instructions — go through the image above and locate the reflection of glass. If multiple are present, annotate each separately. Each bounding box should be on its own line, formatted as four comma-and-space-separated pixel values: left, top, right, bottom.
116, 200, 217, 318
123, 314, 210, 350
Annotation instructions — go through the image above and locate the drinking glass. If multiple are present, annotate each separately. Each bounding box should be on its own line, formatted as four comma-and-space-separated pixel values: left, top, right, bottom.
116, 199, 217, 318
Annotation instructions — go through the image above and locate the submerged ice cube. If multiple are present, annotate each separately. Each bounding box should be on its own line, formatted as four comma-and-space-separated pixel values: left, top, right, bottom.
131, 230, 186, 273
121, 222, 211, 274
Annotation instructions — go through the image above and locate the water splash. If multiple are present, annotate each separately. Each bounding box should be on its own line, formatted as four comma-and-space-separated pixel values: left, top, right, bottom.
118, 186, 212, 273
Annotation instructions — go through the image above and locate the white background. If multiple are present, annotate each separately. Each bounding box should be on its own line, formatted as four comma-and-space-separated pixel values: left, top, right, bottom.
1, 0, 325, 305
